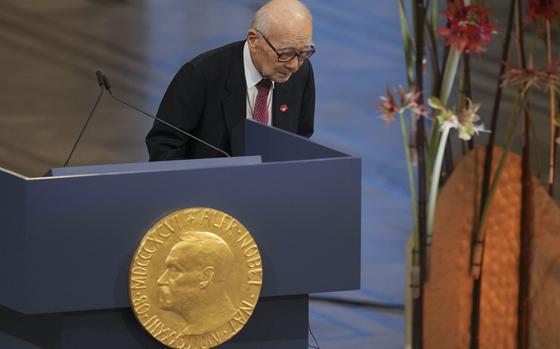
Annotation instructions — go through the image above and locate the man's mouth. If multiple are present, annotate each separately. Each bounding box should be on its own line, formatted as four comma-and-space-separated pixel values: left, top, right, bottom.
158, 286, 172, 307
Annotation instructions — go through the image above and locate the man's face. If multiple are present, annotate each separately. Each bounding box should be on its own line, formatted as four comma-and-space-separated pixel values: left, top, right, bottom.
248, 21, 313, 83
157, 243, 199, 312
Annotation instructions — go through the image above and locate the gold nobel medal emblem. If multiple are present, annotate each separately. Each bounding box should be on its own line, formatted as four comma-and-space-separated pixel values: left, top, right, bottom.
129, 208, 263, 349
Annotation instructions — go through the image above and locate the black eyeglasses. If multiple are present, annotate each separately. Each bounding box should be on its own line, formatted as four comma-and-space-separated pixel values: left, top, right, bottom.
257, 30, 316, 62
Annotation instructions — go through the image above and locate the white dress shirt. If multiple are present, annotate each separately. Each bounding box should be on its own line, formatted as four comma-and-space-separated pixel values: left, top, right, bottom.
243, 41, 274, 126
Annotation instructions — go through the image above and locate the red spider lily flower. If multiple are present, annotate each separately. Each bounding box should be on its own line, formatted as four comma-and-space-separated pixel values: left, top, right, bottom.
377, 86, 425, 123
527, 0, 560, 23
378, 87, 399, 123
437, 0, 496, 54
397, 87, 426, 116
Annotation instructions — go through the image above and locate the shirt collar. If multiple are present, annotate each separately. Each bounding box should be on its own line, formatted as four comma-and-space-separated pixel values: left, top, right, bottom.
243, 41, 275, 90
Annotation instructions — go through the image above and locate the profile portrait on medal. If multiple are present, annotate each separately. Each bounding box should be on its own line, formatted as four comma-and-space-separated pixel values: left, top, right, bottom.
157, 231, 237, 335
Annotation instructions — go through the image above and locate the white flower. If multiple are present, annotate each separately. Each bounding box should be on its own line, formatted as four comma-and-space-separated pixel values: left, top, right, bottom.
457, 98, 490, 140
428, 96, 490, 140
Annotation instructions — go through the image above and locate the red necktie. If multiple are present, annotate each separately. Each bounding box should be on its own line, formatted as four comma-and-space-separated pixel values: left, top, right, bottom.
253, 78, 272, 125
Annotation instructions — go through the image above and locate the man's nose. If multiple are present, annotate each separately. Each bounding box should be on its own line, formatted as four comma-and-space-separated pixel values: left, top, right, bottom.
285, 56, 300, 72
157, 270, 169, 285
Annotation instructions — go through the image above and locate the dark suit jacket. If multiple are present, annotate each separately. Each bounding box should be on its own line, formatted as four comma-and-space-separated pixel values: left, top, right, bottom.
146, 41, 315, 160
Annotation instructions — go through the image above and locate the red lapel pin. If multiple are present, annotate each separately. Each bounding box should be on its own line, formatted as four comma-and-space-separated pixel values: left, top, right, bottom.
279, 104, 288, 113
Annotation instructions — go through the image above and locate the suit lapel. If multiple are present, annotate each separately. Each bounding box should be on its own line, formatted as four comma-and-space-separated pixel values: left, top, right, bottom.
222, 43, 247, 156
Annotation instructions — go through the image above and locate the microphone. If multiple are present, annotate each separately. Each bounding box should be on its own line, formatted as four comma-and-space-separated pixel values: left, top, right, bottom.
102, 74, 111, 91
63, 71, 105, 167
99, 71, 230, 157
95, 70, 104, 87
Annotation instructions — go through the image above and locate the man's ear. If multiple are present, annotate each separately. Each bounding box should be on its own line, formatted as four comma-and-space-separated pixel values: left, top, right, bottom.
247, 29, 258, 49
199, 267, 215, 289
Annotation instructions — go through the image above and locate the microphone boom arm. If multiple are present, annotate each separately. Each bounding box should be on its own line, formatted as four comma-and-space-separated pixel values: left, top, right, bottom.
101, 73, 231, 158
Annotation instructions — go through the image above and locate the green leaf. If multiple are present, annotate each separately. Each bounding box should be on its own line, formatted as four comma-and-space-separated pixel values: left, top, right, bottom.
428, 96, 444, 110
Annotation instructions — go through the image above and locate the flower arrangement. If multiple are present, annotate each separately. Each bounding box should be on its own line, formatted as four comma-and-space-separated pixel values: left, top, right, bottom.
378, 0, 560, 348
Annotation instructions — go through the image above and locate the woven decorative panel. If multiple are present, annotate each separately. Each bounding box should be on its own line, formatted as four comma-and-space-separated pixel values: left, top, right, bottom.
423, 146, 560, 348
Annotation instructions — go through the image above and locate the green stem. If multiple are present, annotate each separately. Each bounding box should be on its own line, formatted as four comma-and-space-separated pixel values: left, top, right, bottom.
440, 47, 461, 107
471, 93, 528, 274
427, 128, 441, 183
529, 112, 544, 178
428, 48, 461, 176
411, 3, 426, 348
398, 0, 415, 86
400, 111, 420, 265
430, 0, 438, 31
427, 125, 450, 242
546, 20, 557, 195
425, 20, 441, 97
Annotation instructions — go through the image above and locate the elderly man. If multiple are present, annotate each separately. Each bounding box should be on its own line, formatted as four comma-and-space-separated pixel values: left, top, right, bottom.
157, 231, 237, 335
146, 0, 315, 160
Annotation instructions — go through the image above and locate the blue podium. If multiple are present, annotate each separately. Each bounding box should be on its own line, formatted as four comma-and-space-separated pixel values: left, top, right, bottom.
0, 121, 361, 349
